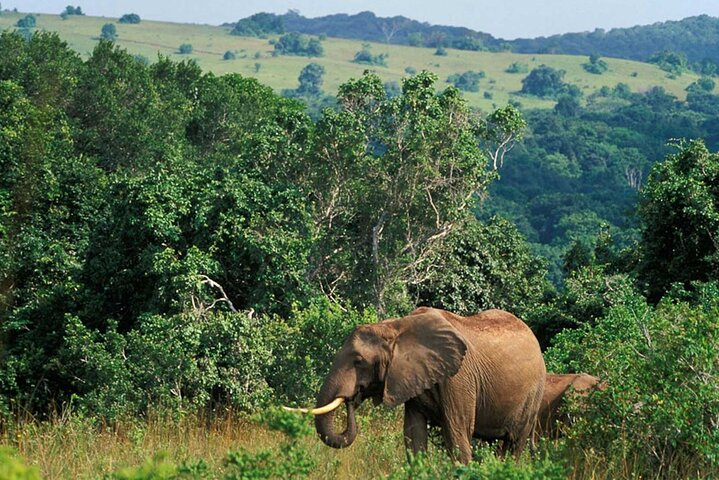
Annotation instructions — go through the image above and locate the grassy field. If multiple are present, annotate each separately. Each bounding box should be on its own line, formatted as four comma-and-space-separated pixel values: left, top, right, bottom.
1, 10, 706, 111
2, 407, 650, 479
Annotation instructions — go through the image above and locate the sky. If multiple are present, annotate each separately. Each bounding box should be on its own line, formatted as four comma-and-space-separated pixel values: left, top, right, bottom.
8, 0, 719, 39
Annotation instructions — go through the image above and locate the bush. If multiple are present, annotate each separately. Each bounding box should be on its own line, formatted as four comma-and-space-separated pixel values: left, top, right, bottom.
61, 310, 277, 418
16, 15, 36, 28
506, 62, 528, 74
178, 43, 192, 54
267, 299, 377, 403
273, 32, 323, 57
352, 44, 388, 66
545, 285, 719, 476
0, 447, 41, 480
446, 70, 485, 92
223, 50, 236, 60
231, 13, 284, 37
434, 46, 447, 56
119, 13, 141, 24
582, 54, 608, 74
101, 23, 117, 41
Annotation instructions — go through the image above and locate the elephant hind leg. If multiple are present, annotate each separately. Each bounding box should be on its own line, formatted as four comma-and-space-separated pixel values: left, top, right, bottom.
498, 423, 534, 461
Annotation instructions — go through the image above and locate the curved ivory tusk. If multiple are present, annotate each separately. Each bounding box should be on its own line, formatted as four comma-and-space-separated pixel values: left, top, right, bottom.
282, 397, 345, 415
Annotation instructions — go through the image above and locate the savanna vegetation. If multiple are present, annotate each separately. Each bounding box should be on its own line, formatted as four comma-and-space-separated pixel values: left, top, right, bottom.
1, 18, 719, 480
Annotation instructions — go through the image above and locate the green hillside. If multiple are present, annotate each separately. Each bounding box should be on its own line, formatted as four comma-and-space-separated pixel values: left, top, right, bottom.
0, 10, 707, 110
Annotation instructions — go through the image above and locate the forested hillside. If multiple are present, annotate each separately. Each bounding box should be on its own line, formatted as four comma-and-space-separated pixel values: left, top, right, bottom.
231, 11, 719, 68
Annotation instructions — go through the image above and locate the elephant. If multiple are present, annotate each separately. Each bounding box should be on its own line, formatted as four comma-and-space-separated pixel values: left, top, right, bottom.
536, 373, 602, 438
286, 307, 546, 464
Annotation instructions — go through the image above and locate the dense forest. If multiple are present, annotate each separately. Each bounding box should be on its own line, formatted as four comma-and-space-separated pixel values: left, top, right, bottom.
230, 11, 719, 67
1, 29, 719, 478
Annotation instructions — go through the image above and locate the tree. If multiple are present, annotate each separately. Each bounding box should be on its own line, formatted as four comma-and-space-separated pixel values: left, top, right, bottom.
295, 62, 325, 96
100, 23, 117, 41
304, 72, 523, 312
446, 71, 485, 92
231, 12, 284, 37
520, 65, 570, 98
178, 43, 193, 54
638, 139, 719, 301
273, 33, 323, 57
119, 13, 141, 24
413, 217, 551, 319
582, 54, 608, 74
352, 44, 388, 66
16, 15, 36, 28
223, 50, 236, 60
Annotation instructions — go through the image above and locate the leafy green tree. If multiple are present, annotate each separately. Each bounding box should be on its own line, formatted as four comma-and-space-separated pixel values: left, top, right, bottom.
638, 139, 719, 301
304, 72, 522, 312
118, 13, 141, 24
505, 62, 528, 74
100, 23, 117, 41
231, 12, 284, 37
446, 70, 485, 92
178, 43, 192, 54
521, 64, 571, 98
295, 62, 325, 96
223, 50, 236, 60
16, 15, 36, 28
649, 49, 689, 75
582, 53, 608, 74
352, 44, 388, 66
413, 216, 551, 319
273, 33, 323, 57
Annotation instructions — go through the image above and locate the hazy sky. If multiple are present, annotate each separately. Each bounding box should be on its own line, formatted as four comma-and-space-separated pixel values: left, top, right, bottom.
8, 0, 719, 39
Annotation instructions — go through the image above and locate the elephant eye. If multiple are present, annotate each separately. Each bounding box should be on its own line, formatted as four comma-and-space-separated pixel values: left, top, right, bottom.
353, 357, 364, 367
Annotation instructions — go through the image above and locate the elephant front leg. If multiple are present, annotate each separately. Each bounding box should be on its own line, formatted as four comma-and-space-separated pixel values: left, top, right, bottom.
403, 402, 428, 455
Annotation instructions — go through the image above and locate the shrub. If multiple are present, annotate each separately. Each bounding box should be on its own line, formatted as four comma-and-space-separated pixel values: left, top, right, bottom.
267, 299, 377, 403
0, 447, 41, 480
178, 43, 193, 54
61, 310, 276, 418
273, 32, 323, 57
506, 62, 528, 74
405, 66, 417, 75
119, 13, 141, 24
223, 50, 236, 60
352, 44, 388, 66
101, 23, 117, 41
446, 70, 485, 92
434, 46, 447, 56
582, 54, 608, 74
16, 15, 36, 28
545, 285, 719, 476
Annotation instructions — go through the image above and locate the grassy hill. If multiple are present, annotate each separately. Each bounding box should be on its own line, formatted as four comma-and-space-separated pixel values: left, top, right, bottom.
0, 10, 707, 111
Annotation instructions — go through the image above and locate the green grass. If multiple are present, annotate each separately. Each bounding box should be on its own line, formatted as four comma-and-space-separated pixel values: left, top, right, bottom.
1, 10, 706, 111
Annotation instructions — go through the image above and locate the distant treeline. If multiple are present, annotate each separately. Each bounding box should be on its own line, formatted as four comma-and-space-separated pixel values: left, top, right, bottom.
227, 11, 719, 67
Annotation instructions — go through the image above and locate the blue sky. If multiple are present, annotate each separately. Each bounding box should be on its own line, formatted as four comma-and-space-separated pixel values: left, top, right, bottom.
8, 0, 719, 39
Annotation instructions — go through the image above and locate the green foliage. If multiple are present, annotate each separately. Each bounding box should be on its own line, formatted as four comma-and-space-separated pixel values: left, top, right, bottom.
273, 33, 323, 57
446, 70, 485, 92
352, 44, 388, 66
0, 447, 41, 480
225, 408, 315, 479
61, 311, 276, 417
637, 140, 719, 301
178, 43, 192, 54
119, 13, 141, 25
268, 299, 377, 403
223, 50, 235, 60
389, 447, 566, 480
545, 287, 719, 475
101, 23, 118, 41
649, 49, 689, 75
582, 54, 608, 74
16, 15, 36, 28
231, 13, 284, 37
434, 45, 447, 56
109, 453, 184, 480
505, 62, 528, 74
63, 6, 84, 16
414, 217, 551, 319
520, 65, 575, 99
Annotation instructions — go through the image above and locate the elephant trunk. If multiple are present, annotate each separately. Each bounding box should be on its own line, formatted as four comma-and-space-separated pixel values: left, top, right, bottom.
314, 382, 358, 448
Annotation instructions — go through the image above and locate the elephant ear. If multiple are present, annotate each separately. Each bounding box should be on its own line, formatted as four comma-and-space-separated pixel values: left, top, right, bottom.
383, 312, 468, 407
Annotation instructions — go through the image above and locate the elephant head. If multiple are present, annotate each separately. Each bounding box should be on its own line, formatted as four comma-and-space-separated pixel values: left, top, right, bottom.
300, 311, 468, 448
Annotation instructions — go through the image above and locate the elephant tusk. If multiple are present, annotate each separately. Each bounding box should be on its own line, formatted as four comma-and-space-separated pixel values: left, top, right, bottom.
282, 397, 345, 415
